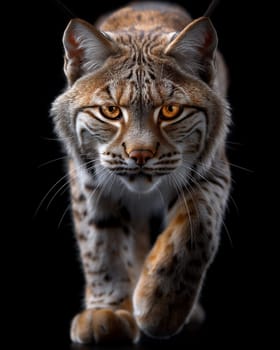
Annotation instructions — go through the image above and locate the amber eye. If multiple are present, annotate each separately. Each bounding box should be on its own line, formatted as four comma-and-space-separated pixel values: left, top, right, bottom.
160, 104, 182, 120
100, 106, 122, 119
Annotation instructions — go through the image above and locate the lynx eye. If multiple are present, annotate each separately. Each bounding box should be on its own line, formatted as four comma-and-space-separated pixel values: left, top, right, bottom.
100, 106, 122, 119
160, 104, 182, 120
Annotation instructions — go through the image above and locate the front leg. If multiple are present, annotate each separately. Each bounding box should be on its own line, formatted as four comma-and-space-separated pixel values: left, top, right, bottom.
68, 162, 146, 344
133, 167, 230, 338
71, 197, 141, 344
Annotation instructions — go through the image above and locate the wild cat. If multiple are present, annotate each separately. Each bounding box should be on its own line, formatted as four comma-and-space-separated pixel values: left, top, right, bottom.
51, 0, 231, 344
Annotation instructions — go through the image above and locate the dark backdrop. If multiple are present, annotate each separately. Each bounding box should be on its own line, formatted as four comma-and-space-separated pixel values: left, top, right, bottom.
19, 0, 272, 348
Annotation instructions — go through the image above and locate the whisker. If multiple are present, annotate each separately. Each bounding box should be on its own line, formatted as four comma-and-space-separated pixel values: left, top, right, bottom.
85, 166, 112, 206
168, 172, 195, 248
46, 178, 70, 210
182, 164, 234, 248
38, 155, 69, 168
184, 161, 240, 217
35, 158, 98, 216
46, 159, 100, 210
227, 162, 253, 173
58, 203, 71, 229
172, 171, 202, 247
34, 172, 71, 217
40, 135, 75, 142
56, 163, 109, 228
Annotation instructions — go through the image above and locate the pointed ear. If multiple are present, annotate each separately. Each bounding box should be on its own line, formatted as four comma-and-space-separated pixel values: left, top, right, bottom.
165, 17, 218, 84
63, 19, 117, 85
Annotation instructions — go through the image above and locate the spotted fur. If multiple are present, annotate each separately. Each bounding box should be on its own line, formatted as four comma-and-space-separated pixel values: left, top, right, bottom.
51, 1, 231, 344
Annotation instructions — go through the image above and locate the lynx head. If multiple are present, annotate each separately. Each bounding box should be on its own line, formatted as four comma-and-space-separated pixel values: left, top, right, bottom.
52, 13, 229, 194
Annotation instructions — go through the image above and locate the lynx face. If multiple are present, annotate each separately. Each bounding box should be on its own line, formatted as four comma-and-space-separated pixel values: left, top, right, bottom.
52, 15, 226, 194
74, 74, 207, 193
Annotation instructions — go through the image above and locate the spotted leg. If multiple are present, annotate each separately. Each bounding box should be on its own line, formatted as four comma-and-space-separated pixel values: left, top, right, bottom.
68, 161, 148, 344
133, 166, 230, 338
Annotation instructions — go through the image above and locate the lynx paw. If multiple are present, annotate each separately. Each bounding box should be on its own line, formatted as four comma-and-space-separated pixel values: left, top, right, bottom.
133, 275, 188, 338
71, 309, 139, 344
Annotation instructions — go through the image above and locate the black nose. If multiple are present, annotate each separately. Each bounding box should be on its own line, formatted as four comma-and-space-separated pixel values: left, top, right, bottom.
129, 149, 154, 166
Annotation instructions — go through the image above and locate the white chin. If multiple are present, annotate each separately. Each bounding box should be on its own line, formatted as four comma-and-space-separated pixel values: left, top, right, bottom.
121, 176, 159, 193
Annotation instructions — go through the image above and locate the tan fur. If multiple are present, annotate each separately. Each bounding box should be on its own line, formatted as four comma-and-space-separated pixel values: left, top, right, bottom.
98, 3, 192, 32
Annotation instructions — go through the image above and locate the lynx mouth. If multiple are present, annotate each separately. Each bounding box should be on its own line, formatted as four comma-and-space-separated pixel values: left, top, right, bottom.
116, 171, 153, 182
128, 172, 153, 182
106, 165, 174, 183
116, 171, 162, 193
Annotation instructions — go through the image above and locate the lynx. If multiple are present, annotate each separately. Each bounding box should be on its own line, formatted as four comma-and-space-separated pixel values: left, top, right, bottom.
51, 1, 231, 344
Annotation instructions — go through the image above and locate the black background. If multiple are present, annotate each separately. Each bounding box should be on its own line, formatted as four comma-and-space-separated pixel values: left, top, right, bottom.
16, 0, 273, 348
